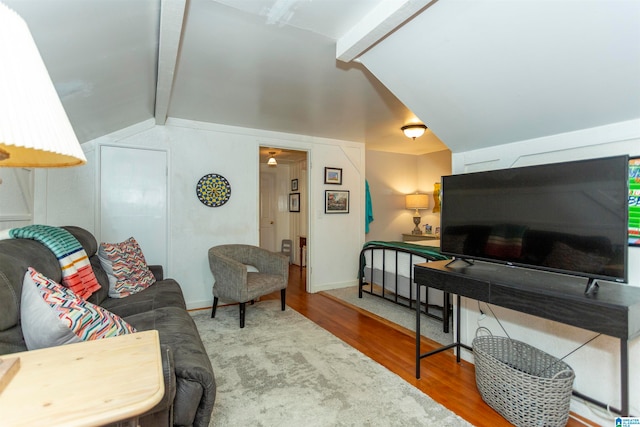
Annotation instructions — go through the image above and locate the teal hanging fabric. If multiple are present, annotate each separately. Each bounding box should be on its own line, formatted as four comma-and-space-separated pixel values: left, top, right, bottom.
365, 179, 374, 233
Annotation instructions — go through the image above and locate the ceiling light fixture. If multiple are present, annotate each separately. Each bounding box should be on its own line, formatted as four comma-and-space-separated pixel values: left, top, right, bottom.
0, 3, 86, 168
401, 124, 428, 141
267, 152, 277, 166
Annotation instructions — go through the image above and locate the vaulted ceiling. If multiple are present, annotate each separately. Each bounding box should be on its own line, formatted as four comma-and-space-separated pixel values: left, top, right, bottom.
5, 0, 639, 157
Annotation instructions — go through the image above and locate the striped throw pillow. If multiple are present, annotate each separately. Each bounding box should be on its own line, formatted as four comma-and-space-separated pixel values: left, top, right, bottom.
98, 237, 157, 298
21, 267, 136, 350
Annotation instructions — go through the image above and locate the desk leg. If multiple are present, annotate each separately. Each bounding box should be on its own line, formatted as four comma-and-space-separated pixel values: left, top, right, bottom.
455, 294, 461, 363
621, 338, 629, 416
416, 288, 472, 379
443, 292, 450, 334
416, 283, 422, 379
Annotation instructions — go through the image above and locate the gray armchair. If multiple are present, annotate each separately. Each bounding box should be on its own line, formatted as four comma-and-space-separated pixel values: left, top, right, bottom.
208, 244, 289, 328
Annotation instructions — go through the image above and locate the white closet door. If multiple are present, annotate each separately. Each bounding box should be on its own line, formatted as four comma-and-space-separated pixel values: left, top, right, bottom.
100, 145, 168, 268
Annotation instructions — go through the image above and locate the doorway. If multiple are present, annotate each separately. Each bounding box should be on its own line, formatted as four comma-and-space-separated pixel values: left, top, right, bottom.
258, 147, 308, 278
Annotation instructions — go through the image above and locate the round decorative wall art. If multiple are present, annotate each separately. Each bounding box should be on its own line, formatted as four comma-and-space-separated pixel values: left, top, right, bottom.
196, 173, 231, 207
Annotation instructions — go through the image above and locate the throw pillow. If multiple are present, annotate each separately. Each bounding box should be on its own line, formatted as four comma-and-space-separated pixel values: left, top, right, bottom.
21, 267, 136, 350
98, 237, 157, 298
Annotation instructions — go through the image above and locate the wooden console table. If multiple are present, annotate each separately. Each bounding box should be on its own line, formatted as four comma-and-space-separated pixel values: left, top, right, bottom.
414, 260, 640, 417
0, 330, 164, 426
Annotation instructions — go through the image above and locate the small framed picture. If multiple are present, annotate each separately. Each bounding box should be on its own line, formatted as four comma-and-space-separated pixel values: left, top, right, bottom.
324, 167, 342, 185
291, 179, 298, 191
289, 193, 300, 212
325, 190, 349, 214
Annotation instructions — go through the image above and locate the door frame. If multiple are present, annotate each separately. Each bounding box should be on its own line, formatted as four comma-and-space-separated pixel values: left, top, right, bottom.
96, 143, 170, 274
257, 145, 311, 291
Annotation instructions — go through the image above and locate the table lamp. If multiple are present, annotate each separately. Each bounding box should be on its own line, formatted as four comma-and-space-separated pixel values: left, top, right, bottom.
405, 193, 429, 235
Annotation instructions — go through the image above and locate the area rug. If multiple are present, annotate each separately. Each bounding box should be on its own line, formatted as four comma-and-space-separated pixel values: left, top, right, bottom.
322, 286, 453, 346
191, 301, 471, 427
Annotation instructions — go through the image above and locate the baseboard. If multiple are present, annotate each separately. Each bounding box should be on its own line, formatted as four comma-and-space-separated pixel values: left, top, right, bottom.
312, 279, 358, 293
186, 299, 214, 311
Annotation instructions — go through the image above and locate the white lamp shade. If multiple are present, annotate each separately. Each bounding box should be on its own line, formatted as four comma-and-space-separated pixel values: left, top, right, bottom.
405, 193, 429, 211
0, 3, 86, 167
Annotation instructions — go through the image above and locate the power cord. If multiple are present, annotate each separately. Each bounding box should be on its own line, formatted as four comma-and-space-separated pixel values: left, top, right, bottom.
476, 301, 486, 322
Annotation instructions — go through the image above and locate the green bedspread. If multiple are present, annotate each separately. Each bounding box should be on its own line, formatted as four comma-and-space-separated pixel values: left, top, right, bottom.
358, 240, 449, 279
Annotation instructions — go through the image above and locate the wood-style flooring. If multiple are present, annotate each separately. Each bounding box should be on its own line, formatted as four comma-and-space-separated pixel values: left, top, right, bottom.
261, 265, 596, 427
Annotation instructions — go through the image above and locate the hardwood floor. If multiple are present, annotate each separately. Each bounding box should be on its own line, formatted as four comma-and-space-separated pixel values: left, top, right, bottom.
262, 265, 595, 427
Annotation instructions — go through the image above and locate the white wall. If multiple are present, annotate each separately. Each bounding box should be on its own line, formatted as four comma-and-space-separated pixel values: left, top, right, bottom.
0, 167, 34, 229
312, 143, 366, 291
452, 119, 640, 425
34, 118, 366, 306
417, 150, 451, 236
365, 149, 451, 242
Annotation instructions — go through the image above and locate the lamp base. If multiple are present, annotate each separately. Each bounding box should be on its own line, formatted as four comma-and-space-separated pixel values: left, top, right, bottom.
411, 216, 422, 235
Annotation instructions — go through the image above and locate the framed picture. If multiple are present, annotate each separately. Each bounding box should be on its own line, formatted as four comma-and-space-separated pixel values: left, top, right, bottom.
324, 167, 342, 185
291, 179, 298, 191
325, 190, 349, 214
289, 193, 300, 212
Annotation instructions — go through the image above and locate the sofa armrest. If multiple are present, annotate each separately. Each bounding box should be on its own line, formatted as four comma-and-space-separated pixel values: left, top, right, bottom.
149, 265, 164, 281
138, 343, 176, 424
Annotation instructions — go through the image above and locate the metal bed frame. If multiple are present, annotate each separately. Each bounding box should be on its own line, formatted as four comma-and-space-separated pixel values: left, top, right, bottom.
358, 243, 451, 333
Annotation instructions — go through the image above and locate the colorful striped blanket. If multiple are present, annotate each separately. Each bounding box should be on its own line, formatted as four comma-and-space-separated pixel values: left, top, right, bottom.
4, 225, 100, 299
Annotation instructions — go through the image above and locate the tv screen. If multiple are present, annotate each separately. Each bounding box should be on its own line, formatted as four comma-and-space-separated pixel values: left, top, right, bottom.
440, 155, 629, 283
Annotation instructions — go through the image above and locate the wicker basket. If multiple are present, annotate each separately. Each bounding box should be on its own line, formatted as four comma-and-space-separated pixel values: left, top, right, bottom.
472, 330, 575, 427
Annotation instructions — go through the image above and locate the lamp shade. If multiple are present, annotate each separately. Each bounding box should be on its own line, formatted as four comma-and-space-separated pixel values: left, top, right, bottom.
0, 3, 86, 168
267, 151, 277, 166
405, 193, 429, 211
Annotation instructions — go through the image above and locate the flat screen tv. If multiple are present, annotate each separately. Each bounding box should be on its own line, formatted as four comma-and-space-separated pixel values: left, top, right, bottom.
440, 155, 629, 288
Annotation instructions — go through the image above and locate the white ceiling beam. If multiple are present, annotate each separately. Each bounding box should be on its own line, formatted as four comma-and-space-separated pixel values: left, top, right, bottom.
155, 0, 186, 125
336, 0, 435, 63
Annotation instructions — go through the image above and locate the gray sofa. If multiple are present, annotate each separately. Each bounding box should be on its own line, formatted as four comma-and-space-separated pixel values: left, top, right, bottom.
0, 226, 216, 427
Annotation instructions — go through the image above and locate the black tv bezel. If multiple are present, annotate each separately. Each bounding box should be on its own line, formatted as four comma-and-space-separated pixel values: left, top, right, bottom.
440, 155, 629, 285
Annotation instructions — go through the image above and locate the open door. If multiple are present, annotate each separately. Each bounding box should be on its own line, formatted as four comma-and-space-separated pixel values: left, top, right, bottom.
259, 172, 277, 252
